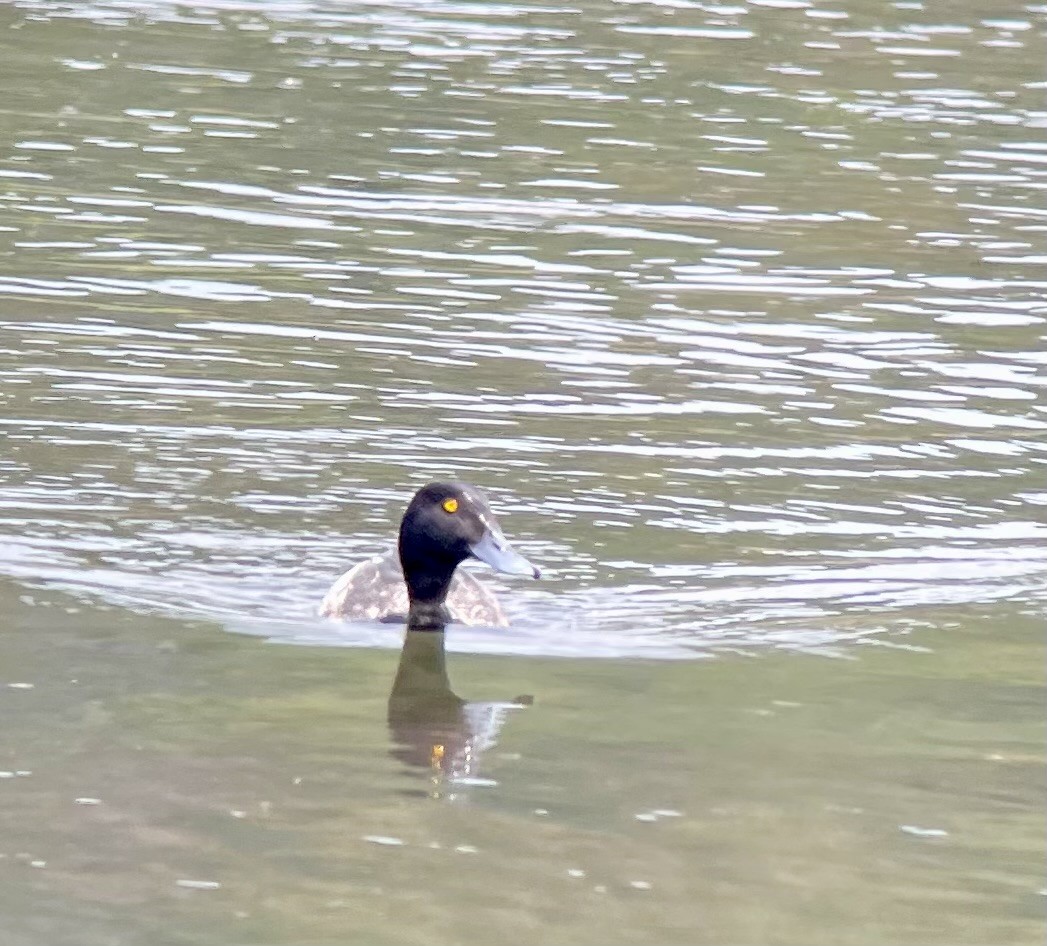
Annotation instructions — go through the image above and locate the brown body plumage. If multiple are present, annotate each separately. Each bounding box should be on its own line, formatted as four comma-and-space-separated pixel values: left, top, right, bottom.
319, 550, 510, 627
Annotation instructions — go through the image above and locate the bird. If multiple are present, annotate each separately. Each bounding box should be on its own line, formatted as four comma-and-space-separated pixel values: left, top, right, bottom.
319, 481, 539, 629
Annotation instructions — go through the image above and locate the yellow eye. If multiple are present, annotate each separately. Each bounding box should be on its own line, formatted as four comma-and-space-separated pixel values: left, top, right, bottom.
442, 498, 459, 514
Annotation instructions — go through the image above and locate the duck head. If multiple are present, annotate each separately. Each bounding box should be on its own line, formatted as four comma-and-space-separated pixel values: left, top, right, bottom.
398, 482, 539, 626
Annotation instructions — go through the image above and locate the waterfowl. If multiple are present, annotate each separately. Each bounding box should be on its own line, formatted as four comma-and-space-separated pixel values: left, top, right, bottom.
320, 482, 539, 629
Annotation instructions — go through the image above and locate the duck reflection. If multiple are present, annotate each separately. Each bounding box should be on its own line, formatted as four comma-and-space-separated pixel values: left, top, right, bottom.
388, 628, 532, 799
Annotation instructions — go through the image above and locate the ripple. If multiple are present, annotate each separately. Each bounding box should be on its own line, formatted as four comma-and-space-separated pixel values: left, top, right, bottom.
0, 0, 1043, 658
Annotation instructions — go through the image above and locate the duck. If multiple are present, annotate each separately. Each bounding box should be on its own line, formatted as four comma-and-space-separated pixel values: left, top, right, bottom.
319, 481, 539, 629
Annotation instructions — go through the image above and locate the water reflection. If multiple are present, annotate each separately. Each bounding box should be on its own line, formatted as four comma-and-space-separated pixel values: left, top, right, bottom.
0, 1, 1044, 943
388, 628, 531, 799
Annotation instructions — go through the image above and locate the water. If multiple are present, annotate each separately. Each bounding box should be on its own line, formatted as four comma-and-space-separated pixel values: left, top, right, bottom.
0, 0, 1044, 942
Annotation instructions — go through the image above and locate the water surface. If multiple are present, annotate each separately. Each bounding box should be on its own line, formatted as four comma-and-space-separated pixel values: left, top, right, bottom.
0, 0, 1044, 943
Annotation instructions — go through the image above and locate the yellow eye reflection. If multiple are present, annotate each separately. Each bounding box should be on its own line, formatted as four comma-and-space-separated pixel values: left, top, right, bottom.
442, 498, 459, 514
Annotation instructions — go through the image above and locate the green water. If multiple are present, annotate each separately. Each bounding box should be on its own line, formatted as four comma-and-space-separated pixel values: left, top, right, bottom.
2, 584, 1043, 945
0, 0, 1044, 942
